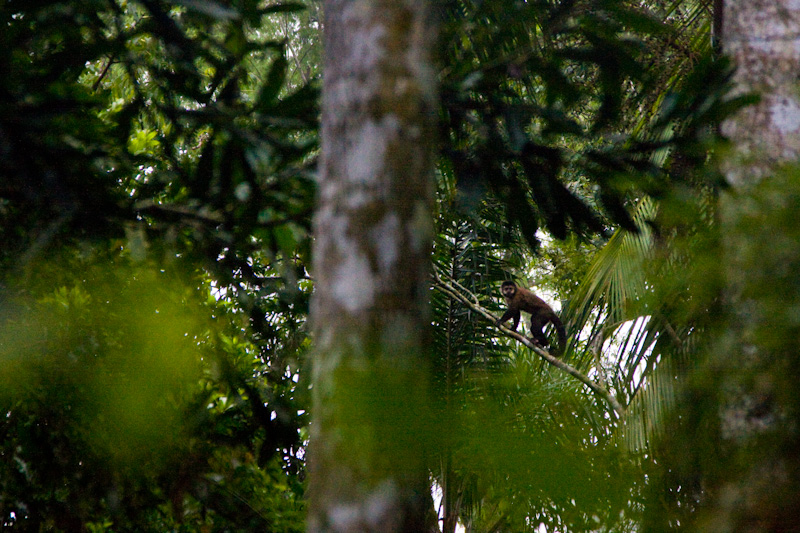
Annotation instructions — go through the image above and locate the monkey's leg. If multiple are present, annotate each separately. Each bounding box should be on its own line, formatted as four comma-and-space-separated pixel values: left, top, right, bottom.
528, 317, 549, 347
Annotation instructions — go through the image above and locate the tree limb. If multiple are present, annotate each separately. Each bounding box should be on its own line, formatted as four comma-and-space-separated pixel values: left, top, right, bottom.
432, 271, 627, 418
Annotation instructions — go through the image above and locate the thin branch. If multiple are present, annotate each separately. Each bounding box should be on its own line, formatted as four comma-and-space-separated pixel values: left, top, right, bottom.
432, 271, 627, 418
134, 200, 225, 224
134, 199, 312, 229
92, 55, 117, 92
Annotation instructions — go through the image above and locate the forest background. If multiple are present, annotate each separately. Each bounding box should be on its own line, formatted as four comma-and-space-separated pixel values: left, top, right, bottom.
1, 0, 799, 531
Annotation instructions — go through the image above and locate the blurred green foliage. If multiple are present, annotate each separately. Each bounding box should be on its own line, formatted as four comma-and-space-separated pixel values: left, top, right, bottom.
1, 269, 202, 467
1, 0, 315, 529
0, 259, 306, 530
640, 166, 800, 531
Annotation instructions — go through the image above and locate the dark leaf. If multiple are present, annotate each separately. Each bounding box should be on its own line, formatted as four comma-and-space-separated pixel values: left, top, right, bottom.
255, 51, 289, 110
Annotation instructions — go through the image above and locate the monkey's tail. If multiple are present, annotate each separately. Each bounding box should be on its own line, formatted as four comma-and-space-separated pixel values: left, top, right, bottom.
552, 315, 567, 355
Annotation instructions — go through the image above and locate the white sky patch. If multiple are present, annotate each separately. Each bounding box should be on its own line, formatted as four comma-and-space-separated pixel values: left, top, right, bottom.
431, 482, 466, 533
601, 315, 656, 390
209, 280, 226, 301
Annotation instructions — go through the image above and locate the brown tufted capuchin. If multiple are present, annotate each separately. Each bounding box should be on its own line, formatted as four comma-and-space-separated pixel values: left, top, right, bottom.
496, 280, 567, 354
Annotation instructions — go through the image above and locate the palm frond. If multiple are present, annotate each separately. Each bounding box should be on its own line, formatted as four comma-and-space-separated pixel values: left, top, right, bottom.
566, 197, 657, 360
563, 196, 695, 449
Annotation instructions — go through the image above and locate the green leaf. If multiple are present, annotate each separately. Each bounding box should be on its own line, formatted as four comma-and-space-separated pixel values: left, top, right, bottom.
264, 82, 320, 121
273, 224, 298, 257
255, 52, 288, 110
128, 129, 159, 155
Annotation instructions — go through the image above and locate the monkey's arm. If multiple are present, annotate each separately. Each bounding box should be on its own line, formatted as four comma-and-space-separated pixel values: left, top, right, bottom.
496, 309, 520, 330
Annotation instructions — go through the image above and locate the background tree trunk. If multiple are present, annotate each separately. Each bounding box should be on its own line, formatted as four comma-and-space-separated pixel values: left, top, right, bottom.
721, 0, 800, 184
702, 1, 800, 530
308, 1, 438, 532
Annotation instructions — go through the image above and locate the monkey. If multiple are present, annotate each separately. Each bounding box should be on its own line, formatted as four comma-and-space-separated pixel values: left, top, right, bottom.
495, 280, 567, 354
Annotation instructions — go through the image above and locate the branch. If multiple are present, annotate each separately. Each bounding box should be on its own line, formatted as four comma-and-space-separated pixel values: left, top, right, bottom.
92, 55, 117, 92
432, 271, 626, 418
135, 199, 225, 224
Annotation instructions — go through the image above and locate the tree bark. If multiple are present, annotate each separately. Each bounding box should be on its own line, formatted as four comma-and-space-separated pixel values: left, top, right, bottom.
308, 1, 438, 532
721, 0, 800, 185
700, 1, 800, 531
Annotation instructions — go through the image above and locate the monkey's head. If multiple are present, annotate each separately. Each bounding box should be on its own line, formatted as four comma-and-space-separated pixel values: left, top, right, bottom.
500, 280, 517, 298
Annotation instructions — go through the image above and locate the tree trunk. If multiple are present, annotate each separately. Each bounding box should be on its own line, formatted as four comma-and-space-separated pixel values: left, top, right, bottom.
308, 1, 438, 532
700, 1, 800, 531
721, 0, 800, 185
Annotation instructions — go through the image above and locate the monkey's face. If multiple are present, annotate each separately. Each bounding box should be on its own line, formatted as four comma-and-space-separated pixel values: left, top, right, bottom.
501, 284, 516, 298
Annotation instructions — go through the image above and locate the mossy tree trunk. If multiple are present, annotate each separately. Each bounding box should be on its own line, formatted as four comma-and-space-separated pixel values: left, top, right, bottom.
700, 1, 800, 530
721, 0, 800, 185
308, 1, 438, 532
